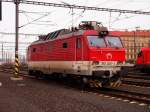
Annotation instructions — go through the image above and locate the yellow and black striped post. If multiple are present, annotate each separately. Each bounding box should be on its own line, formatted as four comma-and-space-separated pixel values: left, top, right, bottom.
14, 53, 19, 78
12, 0, 22, 80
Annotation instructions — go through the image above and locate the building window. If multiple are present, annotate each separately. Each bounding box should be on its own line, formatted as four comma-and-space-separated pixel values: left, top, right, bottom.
63, 42, 68, 48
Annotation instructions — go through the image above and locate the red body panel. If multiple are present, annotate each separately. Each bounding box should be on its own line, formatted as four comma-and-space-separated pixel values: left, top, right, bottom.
28, 30, 125, 62
89, 48, 125, 61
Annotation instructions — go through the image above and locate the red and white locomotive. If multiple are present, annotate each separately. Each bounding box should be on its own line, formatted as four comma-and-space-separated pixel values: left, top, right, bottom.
27, 21, 126, 87
136, 47, 150, 72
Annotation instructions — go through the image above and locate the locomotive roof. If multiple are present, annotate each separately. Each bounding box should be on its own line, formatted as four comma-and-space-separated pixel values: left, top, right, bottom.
30, 21, 109, 46
38, 29, 70, 41
30, 29, 112, 46
30, 29, 85, 45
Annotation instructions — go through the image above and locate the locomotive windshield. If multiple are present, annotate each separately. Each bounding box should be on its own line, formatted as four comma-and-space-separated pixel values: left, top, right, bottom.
105, 36, 123, 48
87, 36, 123, 48
87, 36, 106, 47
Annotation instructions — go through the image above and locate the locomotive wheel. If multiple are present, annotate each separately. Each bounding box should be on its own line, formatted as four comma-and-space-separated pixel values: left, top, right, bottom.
81, 77, 89, 89
36, 71, 43, 78
75, 76, 88, 90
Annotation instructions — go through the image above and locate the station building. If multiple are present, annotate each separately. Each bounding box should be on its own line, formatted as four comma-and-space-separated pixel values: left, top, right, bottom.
110, 30, 150, 62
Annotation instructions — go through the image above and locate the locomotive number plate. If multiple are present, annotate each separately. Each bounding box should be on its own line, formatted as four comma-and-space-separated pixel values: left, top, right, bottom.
100, 61, 116, 66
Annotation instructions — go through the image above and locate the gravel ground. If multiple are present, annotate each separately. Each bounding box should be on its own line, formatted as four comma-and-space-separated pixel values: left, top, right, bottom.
0, 72, 149, 112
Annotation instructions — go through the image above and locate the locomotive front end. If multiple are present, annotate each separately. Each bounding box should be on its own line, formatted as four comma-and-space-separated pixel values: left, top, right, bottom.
87, 36, 126, 87
84, 22, 126, 87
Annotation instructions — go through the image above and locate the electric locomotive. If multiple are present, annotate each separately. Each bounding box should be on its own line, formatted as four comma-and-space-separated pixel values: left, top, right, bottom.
27, 21, 126, 88
136, 47, 150, 72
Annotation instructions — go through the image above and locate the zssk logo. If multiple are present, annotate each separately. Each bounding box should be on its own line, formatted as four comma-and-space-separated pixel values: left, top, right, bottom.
106, 53, 112, 60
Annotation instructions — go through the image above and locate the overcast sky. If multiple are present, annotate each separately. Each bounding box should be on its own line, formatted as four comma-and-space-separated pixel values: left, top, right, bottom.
0, 0, 150, 59
1, 0, 150, 34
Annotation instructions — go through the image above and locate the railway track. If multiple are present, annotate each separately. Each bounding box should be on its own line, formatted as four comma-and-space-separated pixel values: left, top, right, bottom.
122, 71, 150, 87
122, 80, 150, 87
0, 67, 150, 108
124, 74, 150, 80
87, 88, 150, 106
0, 68, 27, 75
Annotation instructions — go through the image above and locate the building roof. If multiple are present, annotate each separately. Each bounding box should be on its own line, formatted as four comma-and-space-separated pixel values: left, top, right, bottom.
110, 30, 150, 37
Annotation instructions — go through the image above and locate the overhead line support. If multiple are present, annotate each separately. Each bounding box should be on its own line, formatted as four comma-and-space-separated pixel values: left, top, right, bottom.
14, 0, 20, 78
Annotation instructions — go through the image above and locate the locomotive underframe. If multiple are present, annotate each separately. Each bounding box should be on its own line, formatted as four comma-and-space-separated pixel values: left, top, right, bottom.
28, 61, 122, 74
28, 61, 124, 87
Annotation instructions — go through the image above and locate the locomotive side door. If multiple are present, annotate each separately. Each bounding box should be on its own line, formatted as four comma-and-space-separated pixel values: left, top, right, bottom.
76, 37, 83, 60
75, 37, 89, 75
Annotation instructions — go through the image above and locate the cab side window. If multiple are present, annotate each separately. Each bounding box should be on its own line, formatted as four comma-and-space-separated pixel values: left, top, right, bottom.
76, 38, 81, 48
33, 48, 36, 52
63, 42, 68, 48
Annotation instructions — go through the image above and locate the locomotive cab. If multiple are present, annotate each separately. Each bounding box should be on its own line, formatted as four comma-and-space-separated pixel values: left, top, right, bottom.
76, 21, 126, 87
85, 34, 125, 87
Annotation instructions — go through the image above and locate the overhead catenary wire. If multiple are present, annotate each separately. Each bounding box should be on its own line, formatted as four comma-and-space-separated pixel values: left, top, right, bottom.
1, 0, 150, 15
20, 11, 52, 23
0, 41, 31, 44
19, 12, 52, 28
2, 0, 150, 32
19, 10, 53, 14
30, 23, 57, 26
110, 6, 150, 26
73, 9, 86, 24
20, 11, 30, 23
108, 11, 112, 29
0, 32, 42, 36
59, 1, 75, 28
19, 9, 58, 28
